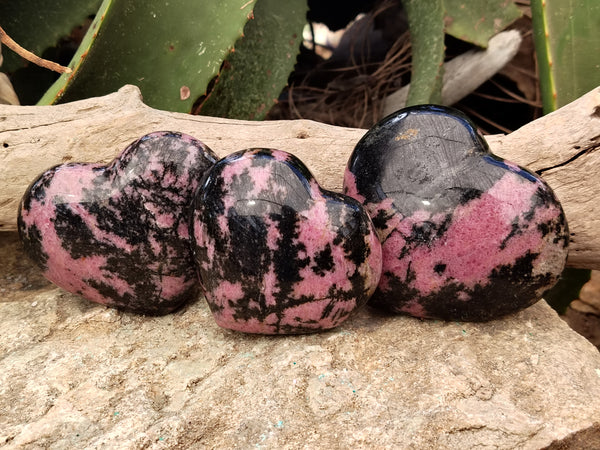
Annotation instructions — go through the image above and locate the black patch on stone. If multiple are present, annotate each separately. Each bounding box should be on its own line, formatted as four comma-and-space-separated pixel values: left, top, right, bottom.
273, 205, 308, 291
86, 276, 195, 315
20, 165, 63, 211
500, 219, 522, 250
340, 208, 371, 268
313, 243, 334, 276
492, 250, 538, 282
53, 203, 110, 259
369, 268, 420, 313
18, 222, 49, 271
459, 187, 483, 204
372, 250, 558, 322
433, 263, 446, 274
404, 215, 453, 250
227, 210, 270, 279
370, 207, 394, 231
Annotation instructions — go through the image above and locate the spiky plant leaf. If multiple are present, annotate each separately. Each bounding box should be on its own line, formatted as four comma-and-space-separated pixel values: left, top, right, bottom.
404, 0, 445, 106
444, 0, 522, 47
531, 0, 600, 112
531, 0, 600, 311
39, 0, 256, 112
198, 0, 307, 120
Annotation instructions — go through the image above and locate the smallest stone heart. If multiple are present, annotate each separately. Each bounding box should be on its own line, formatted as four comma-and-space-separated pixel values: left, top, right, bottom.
344, 105, 570, 321
191, 148, 382, 334
18, 131, 218, 315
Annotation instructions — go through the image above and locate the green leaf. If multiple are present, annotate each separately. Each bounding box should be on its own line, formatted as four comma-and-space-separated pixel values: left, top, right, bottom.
198, 0, 307, 120
531, 0, 600, 113
444, 0, 522, 47
404, 0, 445, 106
39, 0, 256, 112
531, 0, 599, 311
0, 0, 102, 73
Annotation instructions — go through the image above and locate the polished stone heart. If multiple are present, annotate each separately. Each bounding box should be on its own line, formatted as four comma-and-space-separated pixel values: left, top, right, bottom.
344, 105, 569, 321
191, 148, 382, 334
18, 132, 218, 315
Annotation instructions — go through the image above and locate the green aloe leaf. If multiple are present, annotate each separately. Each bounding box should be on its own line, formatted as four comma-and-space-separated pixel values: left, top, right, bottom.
39, 0, 256, 112
404, 0, 445, 106
444, 0, 522, 47
198, 0, 307, 120
0, 0, 102, 73
531, 0, 600, 113
531, 0, 600, 311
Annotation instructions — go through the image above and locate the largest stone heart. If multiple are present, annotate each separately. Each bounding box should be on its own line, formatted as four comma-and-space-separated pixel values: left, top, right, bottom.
191, 148, 382, 334
18, 131, 218, 315
344, 105, 569, 321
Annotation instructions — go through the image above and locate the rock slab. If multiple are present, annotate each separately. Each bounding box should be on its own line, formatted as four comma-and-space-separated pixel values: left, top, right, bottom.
1, 231, 600, 449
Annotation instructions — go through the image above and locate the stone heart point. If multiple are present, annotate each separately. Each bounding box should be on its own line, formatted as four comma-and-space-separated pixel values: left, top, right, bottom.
191, 148, 382, 334
344, 105, 569, 321
18, 131, 218, 315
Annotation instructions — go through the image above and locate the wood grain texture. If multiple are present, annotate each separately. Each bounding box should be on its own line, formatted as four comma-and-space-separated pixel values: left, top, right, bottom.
1, 85, 599, 268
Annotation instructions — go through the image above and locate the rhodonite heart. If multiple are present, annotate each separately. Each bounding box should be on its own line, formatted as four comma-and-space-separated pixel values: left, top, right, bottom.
344, 105, 569, 321
18, 131, 218, 315
191, 148, 382, 334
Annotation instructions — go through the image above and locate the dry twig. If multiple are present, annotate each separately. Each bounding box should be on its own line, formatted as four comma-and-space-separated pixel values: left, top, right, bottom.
0, 25, 72, 74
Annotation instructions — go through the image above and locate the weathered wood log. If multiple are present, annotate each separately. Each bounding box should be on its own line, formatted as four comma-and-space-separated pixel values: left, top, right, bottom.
1, 85, 599, 269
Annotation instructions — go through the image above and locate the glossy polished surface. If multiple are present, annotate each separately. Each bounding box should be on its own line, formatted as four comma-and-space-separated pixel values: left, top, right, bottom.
18, 132, 218, 315
191, 148, 382, 334
344, 105, 569, 321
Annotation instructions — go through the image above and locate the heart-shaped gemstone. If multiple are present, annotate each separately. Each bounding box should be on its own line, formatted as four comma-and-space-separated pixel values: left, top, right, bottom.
18, 131, 218, 315
344, 105, 569, 321
191, 148, 382, 334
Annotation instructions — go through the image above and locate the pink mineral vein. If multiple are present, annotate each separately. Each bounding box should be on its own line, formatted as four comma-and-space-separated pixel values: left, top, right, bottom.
383, 172, 561, 296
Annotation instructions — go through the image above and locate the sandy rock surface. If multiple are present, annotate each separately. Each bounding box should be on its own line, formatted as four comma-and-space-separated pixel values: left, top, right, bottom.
1, 231, 600, 449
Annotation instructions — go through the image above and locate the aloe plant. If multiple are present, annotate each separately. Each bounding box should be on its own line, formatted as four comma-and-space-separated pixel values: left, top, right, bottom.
403, 0, 445, 106
531, 0, 600, 113
2, 0, 307, 117
3, 0, 527, 116
38, 0, 255, 112
404, 0, 522, 107
198, 0, 307, 119
531, 0, 600, 313
444, 0, 522, 47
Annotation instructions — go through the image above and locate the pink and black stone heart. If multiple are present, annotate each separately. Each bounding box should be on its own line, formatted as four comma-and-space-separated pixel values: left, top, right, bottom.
191, 148, 382, 334
18, 131, 218, 315
344, 105, 569, 321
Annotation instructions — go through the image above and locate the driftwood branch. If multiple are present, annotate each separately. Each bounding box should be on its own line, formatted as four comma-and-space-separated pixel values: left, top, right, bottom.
1, 85, 599, 269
